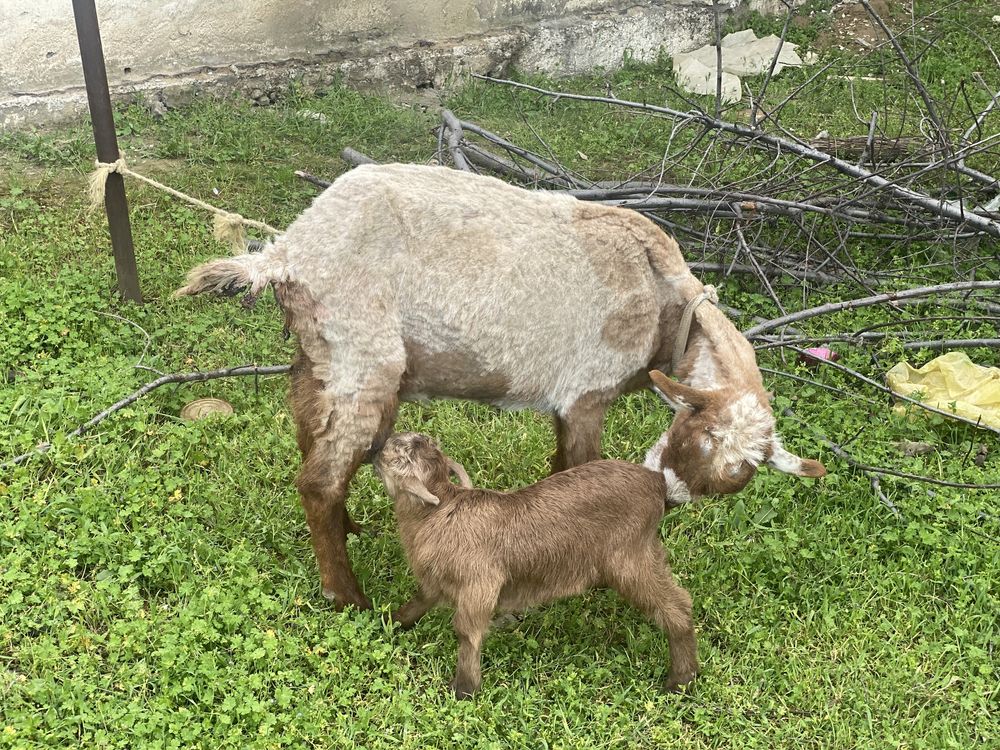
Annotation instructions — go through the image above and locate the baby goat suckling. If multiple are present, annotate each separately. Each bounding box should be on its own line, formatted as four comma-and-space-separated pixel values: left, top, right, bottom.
372, 429, 699, 698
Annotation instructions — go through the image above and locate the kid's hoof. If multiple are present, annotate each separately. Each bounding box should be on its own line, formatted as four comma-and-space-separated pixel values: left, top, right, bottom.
345, 519, 370, 537
665, 671, 697, 693
450, 679, 478, 700
390, 611, 418, 630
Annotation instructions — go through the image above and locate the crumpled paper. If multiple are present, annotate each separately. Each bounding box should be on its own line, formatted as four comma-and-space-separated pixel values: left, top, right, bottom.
886, 351, 1000, 429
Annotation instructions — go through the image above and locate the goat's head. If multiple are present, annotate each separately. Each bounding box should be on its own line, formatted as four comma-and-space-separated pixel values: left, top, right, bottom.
645, 370, 825, 506
372, 432, 473, 507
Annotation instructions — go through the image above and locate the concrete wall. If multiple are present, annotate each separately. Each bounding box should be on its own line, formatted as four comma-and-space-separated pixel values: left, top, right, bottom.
0, 0, 798, 128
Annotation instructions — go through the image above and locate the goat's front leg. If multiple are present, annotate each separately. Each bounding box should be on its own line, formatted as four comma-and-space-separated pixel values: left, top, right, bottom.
552, 391, 611, 473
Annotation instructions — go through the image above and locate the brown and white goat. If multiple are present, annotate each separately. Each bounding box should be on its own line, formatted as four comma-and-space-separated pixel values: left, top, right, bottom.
373, 430, 699, 698
176, 163, 825, 610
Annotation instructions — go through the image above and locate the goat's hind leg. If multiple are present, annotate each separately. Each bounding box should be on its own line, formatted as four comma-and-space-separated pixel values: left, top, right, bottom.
291, 353, 371, 542
450, 584, 501, 699
609, 548, 698, 691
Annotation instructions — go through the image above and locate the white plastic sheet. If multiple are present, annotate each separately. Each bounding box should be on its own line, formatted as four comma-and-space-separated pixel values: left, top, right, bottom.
672, 30, 805, 102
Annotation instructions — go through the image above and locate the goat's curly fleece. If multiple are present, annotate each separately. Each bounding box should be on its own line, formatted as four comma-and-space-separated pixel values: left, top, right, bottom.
181, 164, 707, 411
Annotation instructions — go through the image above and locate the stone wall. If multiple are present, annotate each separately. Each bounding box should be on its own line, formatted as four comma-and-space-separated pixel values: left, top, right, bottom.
0, 0, 800, 128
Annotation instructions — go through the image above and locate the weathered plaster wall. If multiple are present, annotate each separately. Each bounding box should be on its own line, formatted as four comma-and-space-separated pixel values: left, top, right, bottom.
0, 0, 798, 128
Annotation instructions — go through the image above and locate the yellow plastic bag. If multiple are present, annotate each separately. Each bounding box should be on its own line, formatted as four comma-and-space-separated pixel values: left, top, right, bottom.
886, 351, 1000, 429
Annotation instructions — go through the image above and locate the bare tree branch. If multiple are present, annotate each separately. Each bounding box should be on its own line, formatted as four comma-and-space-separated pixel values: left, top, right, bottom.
743, 281, 1000, 338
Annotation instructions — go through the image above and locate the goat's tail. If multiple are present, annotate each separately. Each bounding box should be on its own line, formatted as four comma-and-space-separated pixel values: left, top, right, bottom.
173, 248, 285, 299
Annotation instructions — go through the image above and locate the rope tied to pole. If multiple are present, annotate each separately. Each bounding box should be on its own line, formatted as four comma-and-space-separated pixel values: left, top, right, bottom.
87, 154, 281, 252
87, 157, 127, 208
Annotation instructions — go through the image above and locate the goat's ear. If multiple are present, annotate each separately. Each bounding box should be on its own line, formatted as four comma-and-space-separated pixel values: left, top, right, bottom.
447, 458, 473, 488
400, 476, 440, 506
767, 439, 827, 478
649, 370, 714, 412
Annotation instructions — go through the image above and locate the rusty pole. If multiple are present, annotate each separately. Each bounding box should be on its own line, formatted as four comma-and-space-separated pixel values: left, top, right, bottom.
72, 0, 142, 303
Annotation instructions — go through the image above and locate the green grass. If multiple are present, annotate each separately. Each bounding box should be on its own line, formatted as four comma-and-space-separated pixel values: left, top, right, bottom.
1, 1, 998, 747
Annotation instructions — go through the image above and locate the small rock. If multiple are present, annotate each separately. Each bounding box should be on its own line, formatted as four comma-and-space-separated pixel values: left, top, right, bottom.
974, 443, 989, 467
894, 440, 934, 457
297, 109, 328, 123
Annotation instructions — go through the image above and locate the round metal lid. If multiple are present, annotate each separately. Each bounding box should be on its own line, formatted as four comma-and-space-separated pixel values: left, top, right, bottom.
180, 398, 234, 420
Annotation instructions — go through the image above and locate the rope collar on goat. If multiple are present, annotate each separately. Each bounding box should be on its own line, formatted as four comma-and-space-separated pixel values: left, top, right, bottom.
671, 285, 719, 374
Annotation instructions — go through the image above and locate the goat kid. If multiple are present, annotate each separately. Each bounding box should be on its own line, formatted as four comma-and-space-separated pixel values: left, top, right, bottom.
373, 430, 701, 698
176, 164, 825, 610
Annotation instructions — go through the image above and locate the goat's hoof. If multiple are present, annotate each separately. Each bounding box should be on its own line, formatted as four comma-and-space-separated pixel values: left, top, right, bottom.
450, 679, 478, 700
345, 520, 371, 537
322, 588, 373, 611
665, 671, 697, 693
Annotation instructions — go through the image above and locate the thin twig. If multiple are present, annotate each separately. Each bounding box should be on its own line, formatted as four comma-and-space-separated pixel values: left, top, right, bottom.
782, 408, 902, 517
712, 0, 723, 120
750, 0, 793, 129
294, 170, 331, 188
860, 0, 952, 155
743, 281, 1000, 338
902, 338, 1000, 351
91, 310, 152, 371
441, 110, 472, 172
341, 147, 378, 167
3, 365, 291, 469
760, 367, 881, 407
459, 119, 589, 187
786, 408, 1000, 491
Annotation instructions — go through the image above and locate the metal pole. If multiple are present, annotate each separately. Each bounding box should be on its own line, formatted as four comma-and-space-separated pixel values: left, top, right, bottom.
72, 0, 142, 303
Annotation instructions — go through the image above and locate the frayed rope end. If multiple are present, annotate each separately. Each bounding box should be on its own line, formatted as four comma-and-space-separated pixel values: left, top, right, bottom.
212, 212, 247, 253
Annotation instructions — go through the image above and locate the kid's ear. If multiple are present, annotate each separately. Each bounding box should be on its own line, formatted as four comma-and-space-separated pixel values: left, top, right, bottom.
448, 458, 473, 488
400, 475, 440, 506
